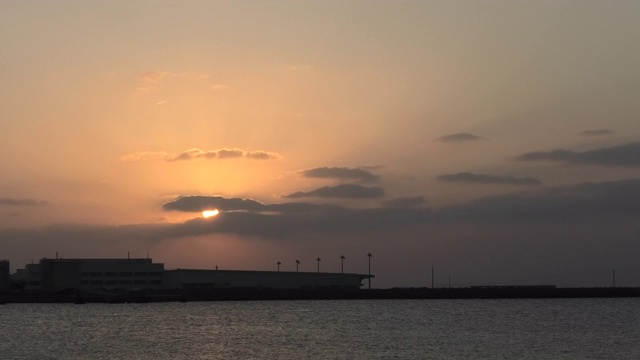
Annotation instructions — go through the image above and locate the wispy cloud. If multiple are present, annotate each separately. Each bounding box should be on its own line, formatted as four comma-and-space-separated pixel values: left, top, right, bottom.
298, 167, 379, 182
163, 195, 341, 214
380, 196, 426, 209
0, 198, 47, 207
283, 184, 384, 199
121, 148, 282, 162
436, 172, 542, 186
135, 70, 214, 94
284, 184, 384, 199
515, 142, 640, 167
436, 133, 485, 143
136, 71, 170, 93
579, 129, 614, 137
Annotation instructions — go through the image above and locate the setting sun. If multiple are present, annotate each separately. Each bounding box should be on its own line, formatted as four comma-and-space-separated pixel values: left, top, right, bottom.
202, 209, 219, 218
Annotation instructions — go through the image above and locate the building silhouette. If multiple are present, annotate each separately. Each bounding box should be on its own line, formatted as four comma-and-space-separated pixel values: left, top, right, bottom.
13, 257, 372, 292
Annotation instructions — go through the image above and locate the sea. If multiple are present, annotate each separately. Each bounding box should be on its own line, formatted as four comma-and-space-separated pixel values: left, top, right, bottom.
1, 298, 639, 359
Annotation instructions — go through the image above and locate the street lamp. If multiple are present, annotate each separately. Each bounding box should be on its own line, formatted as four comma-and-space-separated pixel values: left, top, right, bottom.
340, 255, 345, 274
295, 259, 300, 272
316, 257, 321, 273
367, 253, 372, 289
277, 261, 281, 272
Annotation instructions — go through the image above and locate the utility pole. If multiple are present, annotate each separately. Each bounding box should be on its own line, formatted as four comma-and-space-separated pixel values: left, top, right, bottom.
367, 253, 373, 289
431, 267, 434, 289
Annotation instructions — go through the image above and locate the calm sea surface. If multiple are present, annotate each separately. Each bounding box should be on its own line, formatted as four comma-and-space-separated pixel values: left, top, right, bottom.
1, 298, 639, 359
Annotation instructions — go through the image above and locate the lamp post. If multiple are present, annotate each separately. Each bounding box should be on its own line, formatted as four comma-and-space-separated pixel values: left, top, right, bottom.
316, 257, 321, 273
340, 255, 345, 274
367, 253, 372, 289
277, 261, 281, 272
295, 259, 300, 272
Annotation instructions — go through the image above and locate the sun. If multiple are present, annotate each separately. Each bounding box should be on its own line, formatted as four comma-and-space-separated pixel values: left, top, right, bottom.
202, 209, 219, 218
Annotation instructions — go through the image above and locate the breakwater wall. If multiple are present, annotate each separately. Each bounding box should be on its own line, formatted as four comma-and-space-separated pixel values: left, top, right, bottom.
1, 287, 639, 304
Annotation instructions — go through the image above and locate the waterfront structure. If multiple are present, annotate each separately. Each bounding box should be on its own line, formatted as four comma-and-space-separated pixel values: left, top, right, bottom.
13, 257, 373, 292
0, 260, 9, 292
164, 269, 369, 290
36, 258, 165, 291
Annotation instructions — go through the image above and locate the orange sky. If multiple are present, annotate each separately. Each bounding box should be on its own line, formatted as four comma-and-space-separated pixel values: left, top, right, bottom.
2, 1, 640, 287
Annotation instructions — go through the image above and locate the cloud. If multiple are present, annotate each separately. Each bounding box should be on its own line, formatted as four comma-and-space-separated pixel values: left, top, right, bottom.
162, 195, 342, 214
298, 167, 379, 182
136, 71, 170, 93
439, 178, 640, 223
436, 133, 484, 143
135, 70, 214, 94
4, 178, 640, 262
0, 198, 47, 207
5, 179, 640, 288
121, 148, 281, 162
436, 172, 542, 186
120, 151, 170, 162
163, 196, 265, 212
580, 129, 614, 137
515, 142, 640, 167
381, 196, 426, 209
283, 184, 385, 199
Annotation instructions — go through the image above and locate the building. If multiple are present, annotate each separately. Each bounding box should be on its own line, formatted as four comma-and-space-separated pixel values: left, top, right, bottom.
0, 260, 9, 292
39, 258, 165, 291
22, 263, 43, 290
164, 269, 369, 290
15, 257, 372, 292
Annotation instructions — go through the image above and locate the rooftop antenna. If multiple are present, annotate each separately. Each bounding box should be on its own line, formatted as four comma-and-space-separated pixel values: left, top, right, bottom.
367, 253, 372, 289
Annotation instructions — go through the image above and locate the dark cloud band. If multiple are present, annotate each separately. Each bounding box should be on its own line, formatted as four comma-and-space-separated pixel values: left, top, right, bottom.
284, 184, 384, 199
436, 133, 484, 143
436, 172, 542, 186
516, 142, 640, 167
298, 167, 379, 182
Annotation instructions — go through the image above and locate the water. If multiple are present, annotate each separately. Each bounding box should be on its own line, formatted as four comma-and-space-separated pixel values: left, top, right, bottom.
1, 298, 639, 359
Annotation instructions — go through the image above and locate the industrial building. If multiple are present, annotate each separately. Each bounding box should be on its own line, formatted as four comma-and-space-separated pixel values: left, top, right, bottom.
13, 258, 372, 292
0, 260, 9, 292
165, 269, 367, 290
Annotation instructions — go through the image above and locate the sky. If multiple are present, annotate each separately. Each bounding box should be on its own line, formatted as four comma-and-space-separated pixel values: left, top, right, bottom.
2, 0, 640, 288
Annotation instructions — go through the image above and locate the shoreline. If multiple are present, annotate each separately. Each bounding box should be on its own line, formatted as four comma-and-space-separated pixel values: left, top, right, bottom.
1, 287, 639, 304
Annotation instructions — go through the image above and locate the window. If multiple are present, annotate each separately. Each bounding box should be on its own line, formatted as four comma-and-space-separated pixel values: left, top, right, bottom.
134, 272, 147, 277
134, 280, 146, 285
90, 272, 102, 277
105, 272, 117, 277
120, 280, 132, 285
119, 272, 132, 277
149, 272, 163, 277
105, 280, 117, 285
148, 280, 162, 285
90, 280, 103, 286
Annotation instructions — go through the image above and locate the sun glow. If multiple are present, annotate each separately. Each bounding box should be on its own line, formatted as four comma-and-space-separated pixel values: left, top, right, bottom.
202, 209, 219, 218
